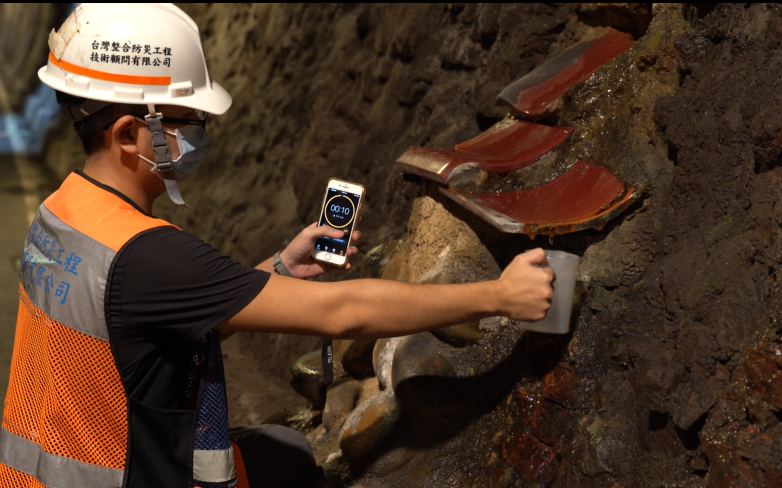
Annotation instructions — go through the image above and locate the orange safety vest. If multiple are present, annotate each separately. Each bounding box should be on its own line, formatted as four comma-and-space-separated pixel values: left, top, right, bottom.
0, 173, 241, 488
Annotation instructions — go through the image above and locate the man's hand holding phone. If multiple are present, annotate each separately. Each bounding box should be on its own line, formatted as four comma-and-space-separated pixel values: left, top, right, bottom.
278, 223, 362, 279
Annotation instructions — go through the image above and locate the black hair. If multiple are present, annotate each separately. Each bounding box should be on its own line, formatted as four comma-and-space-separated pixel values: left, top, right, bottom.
55, 91, 148, 156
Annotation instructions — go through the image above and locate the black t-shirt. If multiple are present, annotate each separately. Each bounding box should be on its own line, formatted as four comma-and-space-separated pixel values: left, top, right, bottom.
107, 226, 269, 410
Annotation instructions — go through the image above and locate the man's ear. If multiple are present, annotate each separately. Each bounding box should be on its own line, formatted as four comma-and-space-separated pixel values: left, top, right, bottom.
112, 115, 143, 156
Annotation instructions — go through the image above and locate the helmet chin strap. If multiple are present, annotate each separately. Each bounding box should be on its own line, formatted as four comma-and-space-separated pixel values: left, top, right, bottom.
145, 103, 189, 208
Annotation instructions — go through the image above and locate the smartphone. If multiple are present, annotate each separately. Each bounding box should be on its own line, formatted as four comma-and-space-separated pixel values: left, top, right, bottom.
311, 178, 365, 267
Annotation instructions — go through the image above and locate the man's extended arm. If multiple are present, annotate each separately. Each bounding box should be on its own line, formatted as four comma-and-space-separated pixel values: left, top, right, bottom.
219, 223, 358, 342
220, 249, 554, 339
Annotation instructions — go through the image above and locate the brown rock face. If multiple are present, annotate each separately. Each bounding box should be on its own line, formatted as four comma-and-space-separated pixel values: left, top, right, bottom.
542, 363, 578, 407
501, 430, 560, 486
744, 344, 782, 409
670, 363, 729, 431
519, 390, 573, 448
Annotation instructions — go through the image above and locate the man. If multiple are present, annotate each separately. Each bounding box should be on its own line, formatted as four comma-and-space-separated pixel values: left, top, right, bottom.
0, 4, 554, 488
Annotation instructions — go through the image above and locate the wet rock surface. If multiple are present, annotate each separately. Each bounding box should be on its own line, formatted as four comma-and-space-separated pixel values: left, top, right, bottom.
290, 350, 345, 408
519, 390, 573, 448
361, 438, 417, 477
502, 430, 559, 486
343, 4, 782, 486
542, 363, 579, 407
340, 339, 376, 380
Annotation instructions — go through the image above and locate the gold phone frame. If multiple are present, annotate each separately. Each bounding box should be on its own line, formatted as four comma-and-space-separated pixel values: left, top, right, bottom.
311, 177, 365, 268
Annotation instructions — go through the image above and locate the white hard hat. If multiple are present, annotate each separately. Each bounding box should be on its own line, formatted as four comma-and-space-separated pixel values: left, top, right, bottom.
38, 3, 231, 116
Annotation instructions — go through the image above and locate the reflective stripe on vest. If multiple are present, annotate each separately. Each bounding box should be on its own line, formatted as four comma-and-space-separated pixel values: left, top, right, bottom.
0, 427, 123, 487
194, 448, 237, 483
0, 173, 170, 488
20, 204, 115, 341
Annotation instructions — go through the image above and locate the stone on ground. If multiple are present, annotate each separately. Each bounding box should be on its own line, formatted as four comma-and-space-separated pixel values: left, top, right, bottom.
290, 350, 345, 408
323, 378, 361, 432
341, 339, 376, 379
339, 390, 401, 471
391, 333, 469, 417
372, 337, 403, 390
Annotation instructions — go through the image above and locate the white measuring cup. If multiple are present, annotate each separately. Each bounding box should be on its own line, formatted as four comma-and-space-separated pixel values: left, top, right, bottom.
518, 250, 579, 334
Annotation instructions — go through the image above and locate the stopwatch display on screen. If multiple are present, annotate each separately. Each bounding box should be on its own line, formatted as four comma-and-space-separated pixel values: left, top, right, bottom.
312, 179, 364, 267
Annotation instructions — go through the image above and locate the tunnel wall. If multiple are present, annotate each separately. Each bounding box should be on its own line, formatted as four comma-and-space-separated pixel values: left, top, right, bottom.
0, 4, 59, 111
160, 3, 596, 427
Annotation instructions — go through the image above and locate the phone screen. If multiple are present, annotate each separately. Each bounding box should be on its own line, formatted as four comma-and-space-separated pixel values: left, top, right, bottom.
314, 188, 362, 258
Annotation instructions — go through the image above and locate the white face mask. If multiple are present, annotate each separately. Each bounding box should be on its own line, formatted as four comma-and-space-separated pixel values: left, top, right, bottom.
137, 120, 210, 182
